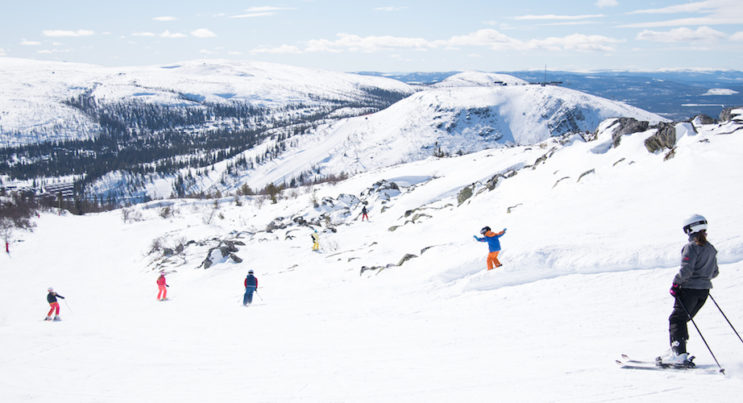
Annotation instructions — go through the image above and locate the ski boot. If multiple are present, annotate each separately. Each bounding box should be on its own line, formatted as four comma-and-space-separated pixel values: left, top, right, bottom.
44, 316, 52, 321
53, 315, 61, 321
657, 341, 695, 368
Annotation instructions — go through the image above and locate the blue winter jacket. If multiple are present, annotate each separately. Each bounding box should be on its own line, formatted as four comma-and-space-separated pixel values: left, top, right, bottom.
476, 230, 506, 252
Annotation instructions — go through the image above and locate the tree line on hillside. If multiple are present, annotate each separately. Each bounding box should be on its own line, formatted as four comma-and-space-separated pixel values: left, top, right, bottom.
0, 86, 407, 205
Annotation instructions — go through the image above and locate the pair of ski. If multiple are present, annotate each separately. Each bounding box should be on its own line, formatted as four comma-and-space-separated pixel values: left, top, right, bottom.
616, 354, 724, 374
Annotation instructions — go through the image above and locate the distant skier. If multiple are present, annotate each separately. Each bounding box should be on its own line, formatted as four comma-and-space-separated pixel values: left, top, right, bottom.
474, 226, 506, 270
659, 214, 719, 366
361, 205, 369, 221
311, 229, 320, 252
45, 287, 65, 321
5, 240, 8, 254
156, 271, 169, 301
243, 269, 259, 306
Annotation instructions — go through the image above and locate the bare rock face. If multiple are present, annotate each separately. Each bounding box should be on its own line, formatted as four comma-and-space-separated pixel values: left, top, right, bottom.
609, 118, 650, 147
693, 114, 715, 125
201, 240, 243, 269
719, 106, 743, 122
644, 122, 676, 153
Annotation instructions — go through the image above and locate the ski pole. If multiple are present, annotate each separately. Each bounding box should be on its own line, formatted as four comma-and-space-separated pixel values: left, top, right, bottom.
676, 295, 725, 374
709, 294, 743, 346
63, 299, 73, 313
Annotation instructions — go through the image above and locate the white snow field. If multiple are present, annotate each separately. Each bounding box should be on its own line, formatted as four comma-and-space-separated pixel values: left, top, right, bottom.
2, 118, 743, 402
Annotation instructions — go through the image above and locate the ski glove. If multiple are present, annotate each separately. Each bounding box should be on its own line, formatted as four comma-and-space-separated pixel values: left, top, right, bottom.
473, 235, 478, 240
669, 284, 681, 297
166, 285, 170, 288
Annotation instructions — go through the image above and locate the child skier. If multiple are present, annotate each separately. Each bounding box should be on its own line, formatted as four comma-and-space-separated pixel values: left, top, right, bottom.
659, 214, 719, 366
156, 271, 169, 301
474, 226, 507, 270
45, 287, 65, 321
243, 269, 259, 306
311, 229, 320, 252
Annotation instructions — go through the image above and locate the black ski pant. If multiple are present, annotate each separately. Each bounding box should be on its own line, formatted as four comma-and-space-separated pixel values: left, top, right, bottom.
668, 288, 709, 353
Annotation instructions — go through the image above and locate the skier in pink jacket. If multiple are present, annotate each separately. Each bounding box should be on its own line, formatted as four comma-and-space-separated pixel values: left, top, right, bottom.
156, 271, 169, 301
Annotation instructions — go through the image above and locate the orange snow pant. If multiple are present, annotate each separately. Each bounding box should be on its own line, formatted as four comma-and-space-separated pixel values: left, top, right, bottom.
47, 302, 60, 316
487, 251, 502, 270
157, 285, 168, 300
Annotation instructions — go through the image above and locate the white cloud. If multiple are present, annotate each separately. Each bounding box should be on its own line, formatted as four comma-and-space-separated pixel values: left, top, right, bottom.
132, 32, 156, 37
702, 88, 738, 95
0, 48, 6, 56
629, 1, 714, 15
528, 34, 621, 52
230, 6, 294, 18
37, 48, 70, 54
636, 26, 726, 42
251, 44, 302, 54
514, 14, 604, 21
623, 0, 743, 27
191, 28, 217, 38
730, 32, 743, 41
42, 29, 94, 37
251, 29, 621, 54
153, 16, 177, 21
20, 40, 41, 46
199, 49, 214, 55
305, 33, 433, 53
596, 0, 618, 7
160, 30, 187, 39
438, 29, 521, 50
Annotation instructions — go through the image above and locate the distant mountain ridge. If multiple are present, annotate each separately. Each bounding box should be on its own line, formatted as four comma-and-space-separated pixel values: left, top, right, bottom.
0, 58, 413, 147
359, 70, 743, 121
0, 58, 719, 206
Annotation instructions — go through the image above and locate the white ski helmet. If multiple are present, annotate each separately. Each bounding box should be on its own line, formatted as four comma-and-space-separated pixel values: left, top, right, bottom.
682, 214, 708, 235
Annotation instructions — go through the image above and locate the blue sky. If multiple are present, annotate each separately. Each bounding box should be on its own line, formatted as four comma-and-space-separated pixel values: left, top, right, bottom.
1, 0, 742, 72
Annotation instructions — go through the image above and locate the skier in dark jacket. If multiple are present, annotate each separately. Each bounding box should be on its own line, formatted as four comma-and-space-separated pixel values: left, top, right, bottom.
660, 214, 719, 365
361, 205, 369, 221
45, 287, 65, 321
243, 269, 259, 306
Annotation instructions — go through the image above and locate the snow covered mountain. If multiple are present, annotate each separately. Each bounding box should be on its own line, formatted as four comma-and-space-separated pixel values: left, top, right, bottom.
0, 57, 413, 146
2, 107, 742, 402
235, 71, 664, 189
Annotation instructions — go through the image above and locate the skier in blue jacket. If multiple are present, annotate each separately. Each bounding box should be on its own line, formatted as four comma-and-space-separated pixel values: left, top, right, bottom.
474, 226, 506, 270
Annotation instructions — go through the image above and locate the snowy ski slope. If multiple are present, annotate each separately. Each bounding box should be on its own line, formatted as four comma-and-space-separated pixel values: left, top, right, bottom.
1, 110, 742, 402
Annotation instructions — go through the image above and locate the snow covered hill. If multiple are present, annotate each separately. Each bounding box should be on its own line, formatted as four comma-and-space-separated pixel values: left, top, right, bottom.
0, 57, 413, 146
190, 71, 666, 191
84, 70, 667, 197
2, 60, 669, 203
1, 107, 742, 402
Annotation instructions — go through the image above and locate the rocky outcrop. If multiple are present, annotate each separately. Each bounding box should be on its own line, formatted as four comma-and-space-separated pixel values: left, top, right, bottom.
606, 118, 650, 147
644, 122, 676, 153
693, 114, 715, 125
200, 240, 243, 269
719, 107, 743, 122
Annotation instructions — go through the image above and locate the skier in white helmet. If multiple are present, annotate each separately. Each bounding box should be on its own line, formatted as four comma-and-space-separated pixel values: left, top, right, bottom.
659, 214, 719, 366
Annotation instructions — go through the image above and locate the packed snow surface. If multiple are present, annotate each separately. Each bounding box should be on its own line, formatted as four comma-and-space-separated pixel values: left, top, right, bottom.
2, 116, 743, 401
